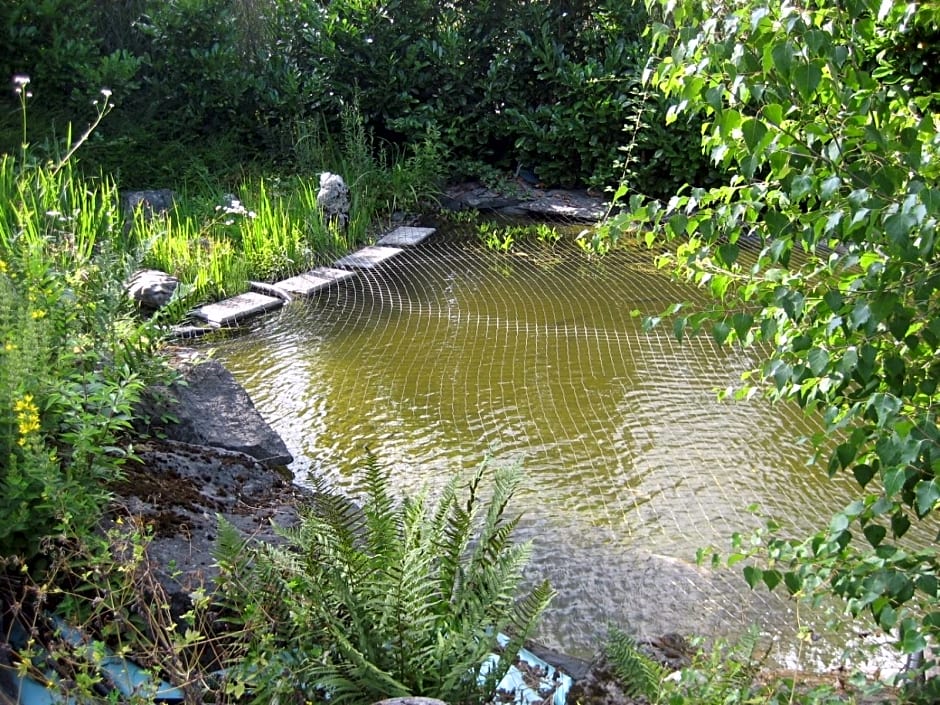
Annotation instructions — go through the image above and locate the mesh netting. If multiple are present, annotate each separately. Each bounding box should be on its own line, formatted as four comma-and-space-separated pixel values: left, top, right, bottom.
212, 227, 888, 670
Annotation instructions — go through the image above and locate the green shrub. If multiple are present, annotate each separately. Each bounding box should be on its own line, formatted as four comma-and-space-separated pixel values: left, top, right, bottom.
215, 456, 554, 704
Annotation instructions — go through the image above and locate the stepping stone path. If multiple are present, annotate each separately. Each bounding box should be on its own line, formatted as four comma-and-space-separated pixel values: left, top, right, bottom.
377, 226, 437, 247
192, 292, 284, 327
276, 267, 355, 296
183, 226, 436, 335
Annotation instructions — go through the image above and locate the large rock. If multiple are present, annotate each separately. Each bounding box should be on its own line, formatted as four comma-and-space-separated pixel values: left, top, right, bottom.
108, 438, 306, 619
126, 268, 179, 310
317, 171, 350, 229
136, 354, 293, 468
442, 181, 608, 221
121, 189, 175, 231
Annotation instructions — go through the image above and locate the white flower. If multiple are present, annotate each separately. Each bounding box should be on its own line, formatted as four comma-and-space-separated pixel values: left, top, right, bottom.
13, 75, 30, 87
100, 88, 112, 98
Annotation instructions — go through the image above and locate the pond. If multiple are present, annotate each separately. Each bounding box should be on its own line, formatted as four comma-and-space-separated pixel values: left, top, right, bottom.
205, 224, 888, 671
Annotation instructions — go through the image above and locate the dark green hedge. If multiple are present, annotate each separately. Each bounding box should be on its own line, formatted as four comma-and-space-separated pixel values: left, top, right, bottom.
1, 0, 718, 196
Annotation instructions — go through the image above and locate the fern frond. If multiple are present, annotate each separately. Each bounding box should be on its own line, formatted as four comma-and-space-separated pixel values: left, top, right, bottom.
487, 578, 556, 695
212, 514, 250, 573
360, 451, 399, 558
467, 465, 523, 574
323, 626, 412, 704
605, 627, 667, 702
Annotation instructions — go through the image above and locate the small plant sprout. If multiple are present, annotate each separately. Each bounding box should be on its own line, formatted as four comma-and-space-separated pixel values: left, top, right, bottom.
50, 86, 115, 176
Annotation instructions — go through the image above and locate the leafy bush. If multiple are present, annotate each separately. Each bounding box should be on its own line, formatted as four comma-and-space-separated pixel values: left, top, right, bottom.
608, 0, 940, 675
215, 456, 554, 704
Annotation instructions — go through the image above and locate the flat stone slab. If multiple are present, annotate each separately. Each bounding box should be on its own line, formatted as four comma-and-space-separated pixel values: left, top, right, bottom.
377, 226, 436, 246
191, 292, 283, 326
275, 267, 354, 296
334, 245, 403, 269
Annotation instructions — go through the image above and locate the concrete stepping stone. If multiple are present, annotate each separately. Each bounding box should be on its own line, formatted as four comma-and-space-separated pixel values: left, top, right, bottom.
334, 245, 403, 269
275, 267, 355, 296
377, 226, 436, 246
191, 292, 283, 326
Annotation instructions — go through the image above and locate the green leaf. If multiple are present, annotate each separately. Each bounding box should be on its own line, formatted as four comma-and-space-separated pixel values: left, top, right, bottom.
712, 320, 731, 344
862, 524, 886, 547
763, 103, 784, 125
784, 572, 803, 595
820, 176, 842, 201
884, 468, 908, 498
807, 347, 829, 375
743, 565, 763, 588
915, 480, 940, 517
834, 442, 856, 470
868, 393, 901, 426
710, 274, 731, 299
717, 242, 739, 266
877, 604, 898, 630
673, 316, 687, 341
731, 312, 753, 340
891, 511, 911, 538
849, 301, 871, 329
789, 174, 814, 201
829, 513, 850, 534
900, 620, 927, 654
718, 109, 743, 138
793, 62, 823, 101
823, 289, 843, 312
916, 576, 938, 598
771, 43, 793, 78
852, 463, 876, 488
741, 118, 768, 150
762, 569, 783, 590
884, 212, 916, 246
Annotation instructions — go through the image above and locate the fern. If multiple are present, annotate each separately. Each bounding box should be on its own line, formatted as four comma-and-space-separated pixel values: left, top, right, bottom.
215, 455, 552, 705
605, 627, 668, 702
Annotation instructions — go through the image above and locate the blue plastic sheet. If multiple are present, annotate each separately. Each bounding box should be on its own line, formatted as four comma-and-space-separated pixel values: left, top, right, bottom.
479, 634, 572, 705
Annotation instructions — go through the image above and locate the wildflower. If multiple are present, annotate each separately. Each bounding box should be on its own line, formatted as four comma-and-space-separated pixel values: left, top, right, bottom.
14, 393, 41, 445
0, 259, 6, 273
3, 342, 15, 352
30, 309, 46, 320
13, 75, 31, 98
100, 88, 112, 99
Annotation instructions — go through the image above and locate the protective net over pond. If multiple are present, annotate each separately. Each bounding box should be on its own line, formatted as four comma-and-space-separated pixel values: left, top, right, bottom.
209, 226, 890, 671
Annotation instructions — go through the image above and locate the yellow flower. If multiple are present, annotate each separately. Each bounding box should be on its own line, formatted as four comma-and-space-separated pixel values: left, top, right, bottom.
0, 259, 7, 273
14, 393, 41, 443
30, 309, 46, 320
3, 342, 14, 352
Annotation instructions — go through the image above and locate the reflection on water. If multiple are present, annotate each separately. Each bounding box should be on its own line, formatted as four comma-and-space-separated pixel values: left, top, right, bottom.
205, 228, 888, 669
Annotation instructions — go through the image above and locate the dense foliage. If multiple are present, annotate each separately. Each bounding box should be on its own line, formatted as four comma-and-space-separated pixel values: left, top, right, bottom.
0, 0, 716, 194
603, 0, 940, 681
0, 151, 169, 559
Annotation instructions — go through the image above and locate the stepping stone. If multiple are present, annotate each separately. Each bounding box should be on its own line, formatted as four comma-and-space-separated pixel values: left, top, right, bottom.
275, 267, 355, 296
334, 245, 403, 269
377, 226, 436, 246
170, 324, 218, 339
191, 292, 283, 326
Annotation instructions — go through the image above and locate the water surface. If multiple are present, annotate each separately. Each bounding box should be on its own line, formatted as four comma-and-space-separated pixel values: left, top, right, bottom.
207, 227, 883, 669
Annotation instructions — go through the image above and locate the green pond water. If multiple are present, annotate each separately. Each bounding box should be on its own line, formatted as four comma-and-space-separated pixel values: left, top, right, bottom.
206, 225, 897, 672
